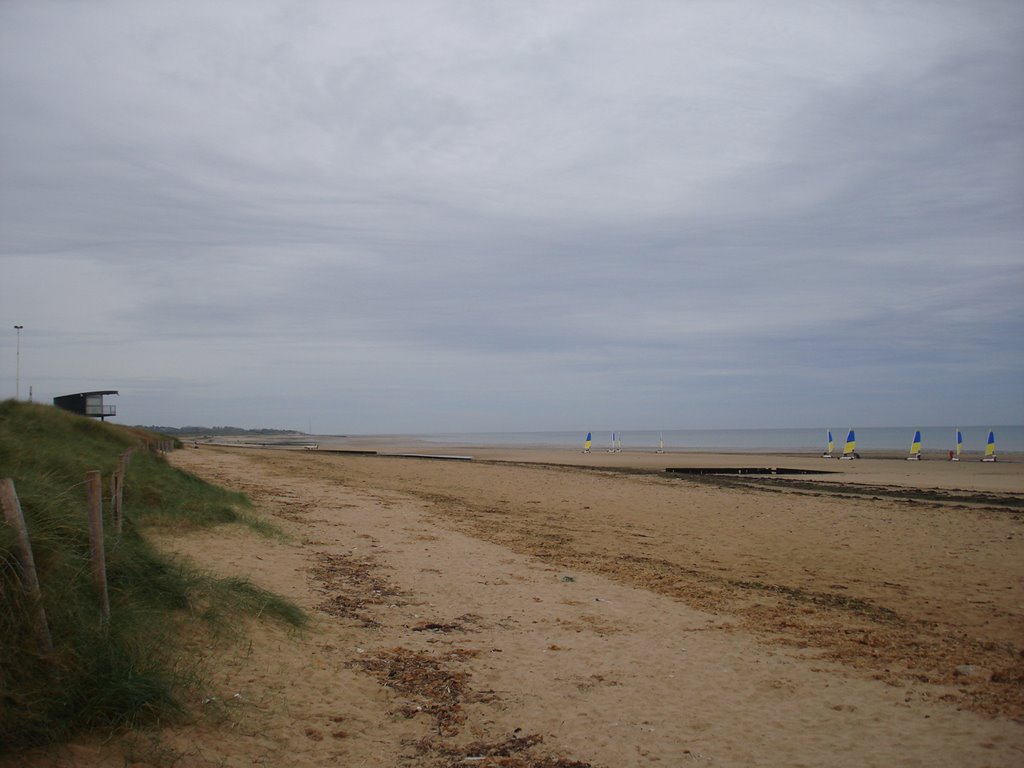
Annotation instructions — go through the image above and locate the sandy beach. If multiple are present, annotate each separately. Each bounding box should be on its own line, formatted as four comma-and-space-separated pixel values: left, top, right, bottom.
20, 444, 1023, 767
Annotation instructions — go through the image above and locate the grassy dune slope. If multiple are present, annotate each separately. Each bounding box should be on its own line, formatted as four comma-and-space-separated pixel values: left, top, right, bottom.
0, 401, 304, 752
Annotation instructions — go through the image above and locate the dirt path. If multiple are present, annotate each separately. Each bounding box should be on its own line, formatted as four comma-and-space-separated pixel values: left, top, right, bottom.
22, 446, 1023, 767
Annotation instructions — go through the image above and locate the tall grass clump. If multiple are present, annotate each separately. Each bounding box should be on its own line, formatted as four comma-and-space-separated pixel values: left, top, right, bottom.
0, 400, 305, 752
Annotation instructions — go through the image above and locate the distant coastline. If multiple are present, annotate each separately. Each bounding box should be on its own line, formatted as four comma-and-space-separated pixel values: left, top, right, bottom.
138, 425, 1024, 455
332, 426, 1024, 455
133, 425, 308, 437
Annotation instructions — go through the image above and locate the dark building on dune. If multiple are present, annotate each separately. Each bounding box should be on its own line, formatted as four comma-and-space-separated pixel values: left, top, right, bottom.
53, 390, 118, 421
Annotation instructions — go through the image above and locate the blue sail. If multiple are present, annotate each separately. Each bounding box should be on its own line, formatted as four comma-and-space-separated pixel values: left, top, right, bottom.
843, 429, 856, 455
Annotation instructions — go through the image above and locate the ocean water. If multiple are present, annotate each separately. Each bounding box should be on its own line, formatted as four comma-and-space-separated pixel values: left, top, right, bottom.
404, 426, 1024, 455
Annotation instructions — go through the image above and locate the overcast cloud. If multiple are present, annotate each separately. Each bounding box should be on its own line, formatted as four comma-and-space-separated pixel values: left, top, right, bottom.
2, 0, 1022, 433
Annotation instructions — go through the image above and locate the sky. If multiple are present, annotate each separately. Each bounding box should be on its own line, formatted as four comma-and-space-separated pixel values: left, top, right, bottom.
1, 0, 1022, 434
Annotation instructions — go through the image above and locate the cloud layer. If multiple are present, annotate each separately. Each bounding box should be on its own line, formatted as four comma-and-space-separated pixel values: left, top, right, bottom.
2, 1, 1022, 432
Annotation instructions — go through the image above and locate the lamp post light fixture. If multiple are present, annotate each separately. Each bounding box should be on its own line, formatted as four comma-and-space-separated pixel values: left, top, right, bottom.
14, 325, 23, 400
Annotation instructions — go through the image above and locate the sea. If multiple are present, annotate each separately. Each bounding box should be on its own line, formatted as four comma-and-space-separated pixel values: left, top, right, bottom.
384, 425, 1024, 455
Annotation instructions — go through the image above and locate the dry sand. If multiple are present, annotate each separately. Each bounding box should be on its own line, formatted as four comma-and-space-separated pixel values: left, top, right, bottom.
17, 445, 1024, 767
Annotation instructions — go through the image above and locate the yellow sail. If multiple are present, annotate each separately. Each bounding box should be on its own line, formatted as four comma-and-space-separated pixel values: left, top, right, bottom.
842, 428, 856, 456
583, 432, 592, 453
984, 430, 996, 459
907, 430, 921, 460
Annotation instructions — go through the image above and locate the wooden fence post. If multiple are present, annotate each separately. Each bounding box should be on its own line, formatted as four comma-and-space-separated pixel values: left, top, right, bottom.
1, 478, 54, 653
85, 470, 110, 621
111, 465, 124, 535
113, 448, 135, 534
110, 471, 120, 535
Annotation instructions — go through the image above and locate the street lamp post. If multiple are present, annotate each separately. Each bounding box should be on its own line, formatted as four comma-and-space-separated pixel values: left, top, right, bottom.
14, 325, 23, 400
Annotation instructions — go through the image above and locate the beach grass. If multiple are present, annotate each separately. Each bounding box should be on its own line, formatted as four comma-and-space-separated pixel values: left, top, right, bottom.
0, 400, 305, 752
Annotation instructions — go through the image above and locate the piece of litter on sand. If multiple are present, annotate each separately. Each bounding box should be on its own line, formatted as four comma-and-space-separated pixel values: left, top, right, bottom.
561, 575, 576, 583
